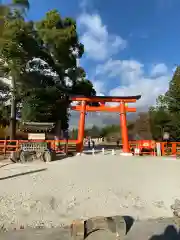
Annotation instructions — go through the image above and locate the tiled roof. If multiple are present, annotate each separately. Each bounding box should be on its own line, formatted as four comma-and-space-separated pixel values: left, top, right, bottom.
18, 122, 55, 132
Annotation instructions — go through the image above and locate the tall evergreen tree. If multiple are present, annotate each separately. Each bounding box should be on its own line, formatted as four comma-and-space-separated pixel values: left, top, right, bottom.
148, 66, 180, 141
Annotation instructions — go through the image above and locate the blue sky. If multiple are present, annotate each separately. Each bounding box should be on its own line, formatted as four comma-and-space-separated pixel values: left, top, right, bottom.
25, 0, 178, 107
2, 0, 180, 126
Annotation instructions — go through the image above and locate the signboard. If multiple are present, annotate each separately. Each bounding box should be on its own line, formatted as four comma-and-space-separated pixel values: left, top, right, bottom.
28, 133, 45, 140
142, 142, 150, 147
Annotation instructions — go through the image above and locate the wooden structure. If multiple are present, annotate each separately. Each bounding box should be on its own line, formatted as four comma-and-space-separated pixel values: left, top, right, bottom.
12, 122, 56, 163
18, 122, 55, 139
70, 95, 141, 154
19, 122, 55, 133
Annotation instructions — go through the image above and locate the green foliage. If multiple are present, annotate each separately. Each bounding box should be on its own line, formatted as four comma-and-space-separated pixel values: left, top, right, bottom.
149, 107, 171, 140
0, 0, 31, 72
85, 125, 102, 138
165, 67, 180, 112
0, 105, 10, 126
148, 66, 180, 141
70, 128, 78, 139
21, 87, 69, 129
132, 112, 152, 140
100, 125, 120, 138
70, 125, 121, 139
35, 9, 84, 84
0, 0, 96, 135
72, 80, 96, 96
12, 0, 30, 9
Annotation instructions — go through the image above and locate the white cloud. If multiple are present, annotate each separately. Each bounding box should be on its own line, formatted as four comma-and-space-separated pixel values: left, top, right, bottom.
95, 59, 144, 84
79, 0, 93, 11
73, 8, 173, 128
95, 59, 171, 109
77, 13, 127, 61
69, 59, 172, 128
150, 63, 168, 77
93, 80, 105, 95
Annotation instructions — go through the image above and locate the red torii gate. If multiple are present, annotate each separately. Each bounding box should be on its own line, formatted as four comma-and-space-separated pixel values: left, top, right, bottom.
70, 95, 141, 154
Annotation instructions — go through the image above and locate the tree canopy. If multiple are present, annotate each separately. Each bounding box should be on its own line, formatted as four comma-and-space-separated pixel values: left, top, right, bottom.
148, 66, 180, 141
0, 0, 96, 137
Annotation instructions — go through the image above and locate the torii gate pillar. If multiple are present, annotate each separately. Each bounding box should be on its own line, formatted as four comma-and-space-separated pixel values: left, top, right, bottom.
120, 102, 131, 155
76, 100, 86, 152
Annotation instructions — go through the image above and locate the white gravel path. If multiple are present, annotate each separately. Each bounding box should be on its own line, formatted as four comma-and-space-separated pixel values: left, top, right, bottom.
0, 155, 179, 231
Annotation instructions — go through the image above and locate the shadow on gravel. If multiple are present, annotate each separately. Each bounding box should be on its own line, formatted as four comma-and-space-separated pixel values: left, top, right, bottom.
149, 225, 180, 240
82, 150, 103, 155
0, 163, 12, 169
53, 154, 72, 161
0, 168, 47, 181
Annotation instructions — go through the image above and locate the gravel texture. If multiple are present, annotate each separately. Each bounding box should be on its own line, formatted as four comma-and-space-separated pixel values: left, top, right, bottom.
0, 155, 180, 231
0, 218, 179, 239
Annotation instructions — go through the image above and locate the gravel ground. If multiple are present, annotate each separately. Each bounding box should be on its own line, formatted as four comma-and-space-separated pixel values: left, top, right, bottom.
0, 218, 179, 240
0, 154, 180, 231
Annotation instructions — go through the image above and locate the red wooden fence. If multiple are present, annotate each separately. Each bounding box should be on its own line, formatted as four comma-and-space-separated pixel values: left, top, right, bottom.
0, 140, 77, 155
0, 140, 179, 157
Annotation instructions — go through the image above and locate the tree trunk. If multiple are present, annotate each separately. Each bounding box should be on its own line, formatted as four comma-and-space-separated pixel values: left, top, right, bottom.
55, 120, 61, 139
10, 77, 16, 140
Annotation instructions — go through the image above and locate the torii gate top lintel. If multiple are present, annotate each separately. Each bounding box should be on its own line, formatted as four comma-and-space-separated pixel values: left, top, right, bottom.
70, 95, 141, 103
